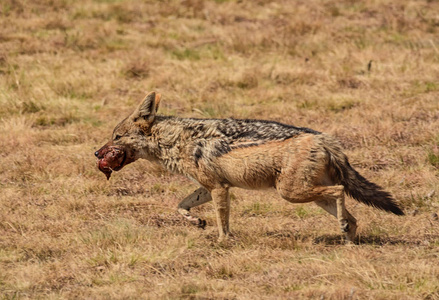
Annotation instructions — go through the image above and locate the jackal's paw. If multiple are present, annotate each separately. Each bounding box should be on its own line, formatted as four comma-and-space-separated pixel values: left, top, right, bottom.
188, 218, 206, 229
344, 239, 356, 246
217, 232, 236, 243
196, 219, 207, 230
340, 219, 349, 233
344, 230, 357, 245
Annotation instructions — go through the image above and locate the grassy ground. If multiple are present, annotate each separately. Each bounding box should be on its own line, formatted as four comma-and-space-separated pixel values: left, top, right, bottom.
1, 0, 439, 299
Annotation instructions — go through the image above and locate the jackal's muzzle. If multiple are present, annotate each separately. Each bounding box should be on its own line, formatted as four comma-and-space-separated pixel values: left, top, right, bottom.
95, 144, 131, 180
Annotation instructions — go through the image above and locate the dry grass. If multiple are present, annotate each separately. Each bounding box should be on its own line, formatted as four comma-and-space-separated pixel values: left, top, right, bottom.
1, 0, 439, 299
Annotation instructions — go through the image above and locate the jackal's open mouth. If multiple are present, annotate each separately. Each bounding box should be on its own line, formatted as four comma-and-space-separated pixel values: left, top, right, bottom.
96, 147, 127, 180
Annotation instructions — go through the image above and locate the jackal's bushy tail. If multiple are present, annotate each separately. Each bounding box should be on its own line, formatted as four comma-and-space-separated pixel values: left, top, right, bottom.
323, 136, 404, 216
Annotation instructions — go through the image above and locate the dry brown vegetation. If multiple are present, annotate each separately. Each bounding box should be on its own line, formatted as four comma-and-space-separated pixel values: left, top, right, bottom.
1, 0, 439, 299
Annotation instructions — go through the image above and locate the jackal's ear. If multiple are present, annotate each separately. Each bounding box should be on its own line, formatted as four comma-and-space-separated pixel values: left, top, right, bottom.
154, 93, 161, 113
132, 92, 160, 122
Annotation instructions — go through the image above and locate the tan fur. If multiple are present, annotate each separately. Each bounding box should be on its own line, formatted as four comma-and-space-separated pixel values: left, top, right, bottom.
95, 92, 404, 244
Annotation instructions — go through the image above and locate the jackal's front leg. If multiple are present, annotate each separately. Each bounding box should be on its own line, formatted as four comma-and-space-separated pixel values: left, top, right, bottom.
177, 187, 212, 229
211, 187, 231, 242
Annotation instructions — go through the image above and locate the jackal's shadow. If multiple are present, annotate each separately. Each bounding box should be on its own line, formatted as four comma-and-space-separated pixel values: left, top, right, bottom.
313, 234, 439, 246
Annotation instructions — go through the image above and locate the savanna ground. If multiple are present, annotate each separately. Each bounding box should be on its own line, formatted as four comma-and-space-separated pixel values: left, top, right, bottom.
1, 0, 439, 299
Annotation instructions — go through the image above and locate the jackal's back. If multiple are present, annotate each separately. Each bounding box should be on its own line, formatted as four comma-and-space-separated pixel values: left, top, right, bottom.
160, 116, 321, 158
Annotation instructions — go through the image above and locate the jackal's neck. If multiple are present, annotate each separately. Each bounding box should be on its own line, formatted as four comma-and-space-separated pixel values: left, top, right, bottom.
150, 116, 199, 174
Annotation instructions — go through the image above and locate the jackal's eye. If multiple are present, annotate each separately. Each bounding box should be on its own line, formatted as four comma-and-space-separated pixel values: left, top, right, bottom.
114, 134, 122, 141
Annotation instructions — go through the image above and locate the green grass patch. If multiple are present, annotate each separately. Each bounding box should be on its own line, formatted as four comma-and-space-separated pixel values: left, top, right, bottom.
171, 48, 201, 61
427, 151, 439, 168
326, 98, 357, 112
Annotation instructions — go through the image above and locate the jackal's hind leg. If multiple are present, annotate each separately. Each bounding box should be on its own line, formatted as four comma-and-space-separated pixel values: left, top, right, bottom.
177, 187, 212, 229
277, 183, 357, 243
315, 196, 357, 244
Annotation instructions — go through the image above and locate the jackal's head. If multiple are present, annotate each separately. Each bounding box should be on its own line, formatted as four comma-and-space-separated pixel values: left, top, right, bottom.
95, 92, 161, 179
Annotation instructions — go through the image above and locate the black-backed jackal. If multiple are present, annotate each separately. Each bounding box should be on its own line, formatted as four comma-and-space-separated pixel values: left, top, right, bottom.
95, 92, 404, 243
